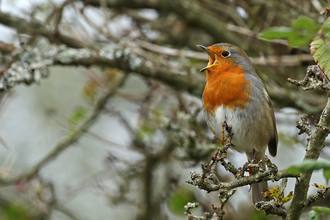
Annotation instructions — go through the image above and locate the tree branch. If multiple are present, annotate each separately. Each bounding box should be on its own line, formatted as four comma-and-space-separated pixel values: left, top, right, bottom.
187, 147, 299, 218
188, 164, 299, 193
287, 66, 330, 220
137, 40, 313, 66
255, 201, 287, 220
80, 0, 243, 45
0, 11, 92, 49
303, 188, 330, 207
0, 42, 206, 97
0, 12, 315, 116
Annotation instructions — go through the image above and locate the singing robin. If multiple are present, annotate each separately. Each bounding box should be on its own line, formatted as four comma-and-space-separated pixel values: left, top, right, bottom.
197, 43, 278, 205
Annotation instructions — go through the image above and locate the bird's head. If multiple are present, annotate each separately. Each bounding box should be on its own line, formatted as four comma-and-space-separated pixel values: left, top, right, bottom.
197, 43, 254, 77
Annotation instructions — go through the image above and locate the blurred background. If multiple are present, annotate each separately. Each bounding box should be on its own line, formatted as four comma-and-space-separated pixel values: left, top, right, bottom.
0, 0, 329, 219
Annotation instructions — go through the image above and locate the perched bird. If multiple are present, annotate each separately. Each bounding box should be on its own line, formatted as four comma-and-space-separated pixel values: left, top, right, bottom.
197, 43, 278, 205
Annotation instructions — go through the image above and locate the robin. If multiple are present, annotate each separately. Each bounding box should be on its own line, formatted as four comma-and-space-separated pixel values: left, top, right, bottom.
197, 43, 278, 205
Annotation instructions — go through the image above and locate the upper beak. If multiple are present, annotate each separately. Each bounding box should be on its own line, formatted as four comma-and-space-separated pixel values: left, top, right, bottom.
197, 45, 216, 72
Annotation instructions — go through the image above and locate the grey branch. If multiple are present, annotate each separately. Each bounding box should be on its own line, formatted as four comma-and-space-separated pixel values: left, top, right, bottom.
303, 188, 330, 207
0, 40, 205, 96
255, 201, 287, 220
184, 202, 224, 220
287, 66, 330, 220
188, 151, 299, 193
0, 12, 90, 49
187, 147, 299, 218
287, 65, 330, 91
296, 114, 312, 136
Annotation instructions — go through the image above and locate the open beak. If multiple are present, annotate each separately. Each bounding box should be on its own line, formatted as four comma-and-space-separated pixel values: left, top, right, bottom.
197, 45, 216, 72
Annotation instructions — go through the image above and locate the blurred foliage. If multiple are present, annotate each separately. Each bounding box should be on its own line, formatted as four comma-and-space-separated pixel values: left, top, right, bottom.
287, 160, 330, 173
83, 68, 123, 103
324, 169, 330, 184
308, 207, 330, 220
0, 202, 30, 220
260, 16, 318, 47
287, 160, 330, 183
167, 186, 195, 215
69, 107, 87, 125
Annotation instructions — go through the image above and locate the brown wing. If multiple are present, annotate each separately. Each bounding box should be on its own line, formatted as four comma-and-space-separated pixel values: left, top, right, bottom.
267, 97, 278, 157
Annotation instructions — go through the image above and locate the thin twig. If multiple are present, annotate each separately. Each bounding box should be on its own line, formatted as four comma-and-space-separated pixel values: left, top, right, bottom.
0, 11, 94, 49
53, 204, 84, 220
0, 132, 16, 175
0, 75, 129, 185
137, 40, 313, 66
303, 188, 329, 207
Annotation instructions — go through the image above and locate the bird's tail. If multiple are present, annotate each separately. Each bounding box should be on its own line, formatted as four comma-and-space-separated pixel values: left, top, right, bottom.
251, 160, 269, 206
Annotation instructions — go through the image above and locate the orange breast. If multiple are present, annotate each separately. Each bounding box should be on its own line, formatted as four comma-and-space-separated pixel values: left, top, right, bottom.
203, 60, 252, 115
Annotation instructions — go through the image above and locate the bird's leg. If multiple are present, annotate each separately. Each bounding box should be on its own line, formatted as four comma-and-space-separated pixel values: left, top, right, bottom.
252, 149, 256, 163
221, 121, 234, 157
224, 121, 232, 143
215, 136, 225, 146
221, 121, 226, 144
245, 149, 256, 176
215, 137, 227, 158
214, 121, 233, 158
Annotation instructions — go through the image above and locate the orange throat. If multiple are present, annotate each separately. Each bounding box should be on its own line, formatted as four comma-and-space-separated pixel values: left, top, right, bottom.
203, 63, 252, 115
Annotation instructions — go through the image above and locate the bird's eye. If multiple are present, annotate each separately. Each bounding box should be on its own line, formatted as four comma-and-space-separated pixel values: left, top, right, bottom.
222, 51, 230, 57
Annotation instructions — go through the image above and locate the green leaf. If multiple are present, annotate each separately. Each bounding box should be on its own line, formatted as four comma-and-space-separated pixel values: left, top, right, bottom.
291, 16, 318, 31
260, 16, 318, 48
289, 17, 318, 47
308, 210, 320, 220
136, 123, 155, 142
2, 203, 29, 220
281, 191, 293, 204
287, 32, 311, 47
67, 107, 88, 136
286, 160, 330, 174
140, 124, 153, 135
167, 187, 195, 215
324, 169, 330, 184
312, 206, 330, 214
311, 17, 330, 78
259, 27, 294, 39
310, 207, 330, 220
69, 107, 87, 125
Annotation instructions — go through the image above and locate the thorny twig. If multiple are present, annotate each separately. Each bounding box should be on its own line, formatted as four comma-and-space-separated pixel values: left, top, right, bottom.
184, 202, 223, 220
185, 125, 234, 219
287, 65, 330, 91
255, 201, 287, 220
296, 114, 312, 136
186, 125, 300, 219
303, 186, 330, 207
187, 152, 298, 219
